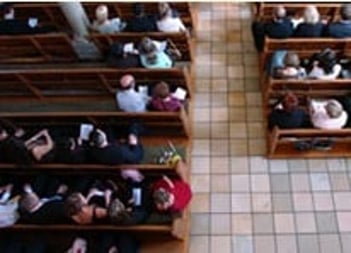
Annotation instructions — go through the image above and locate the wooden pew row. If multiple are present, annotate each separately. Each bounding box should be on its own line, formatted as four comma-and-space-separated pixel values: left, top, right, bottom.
0, 33, 78, 63
255, 3, 341, 22
90, 32, 194, 62
268, 127, 351, 158
0, 111, 191, 138
11, 2, 195, 33
0, 66, 193, 100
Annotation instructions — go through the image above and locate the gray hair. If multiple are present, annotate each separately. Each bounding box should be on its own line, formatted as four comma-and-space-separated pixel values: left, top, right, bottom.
303, 5, 320, 25
273, 5, 286, 19
341, 4, 351, 20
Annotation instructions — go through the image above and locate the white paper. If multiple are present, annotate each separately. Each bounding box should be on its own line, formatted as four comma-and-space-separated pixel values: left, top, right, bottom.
80, 124, 94, 141
123, 42, 134, 53
172, 87, 187, 100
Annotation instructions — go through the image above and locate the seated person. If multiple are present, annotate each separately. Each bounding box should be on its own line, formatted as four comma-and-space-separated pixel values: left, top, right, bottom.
95, 233, 140, 253
24, 129, 55, 162
268, 92, 310, 129
307, 48, 342, 80
18, 181, 68, 224
264, 5, 294, 38
0, 183, 19, 228
274, 51, 306, 79
151, 159, 192, 213
138, 37, 173, 69
87, 125, 143, 165
309, 99, 348, 129
325, 4, 351, 38
115, 74, 149, 112
106, 42, 141, 69
91, 5, 126, 34
156, 3, 187, 33
125, 3, 157, 32
294, 5, 326, 37
149, 81, 183, 111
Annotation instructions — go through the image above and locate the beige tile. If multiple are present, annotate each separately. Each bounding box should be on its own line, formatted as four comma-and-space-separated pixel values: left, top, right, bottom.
228, 92, 246, 106
210, 236, 231, 253
230, 139, 248, 156
231, 175, 250, 192
192, 174, 210, 193
211, 156, 230, 174
197, 20, 212, 31
247, 107, 263, 122
231, 157, 249, 174
227, 54, 243, 66
196, 64, 211, 78
191, 214, 210, 235
244, 53, 259, 66
190, 236, 209, 253
211, 54, 227, 66
248, 139, 266, 156
211, 79, 228, 92
227, 42, 243, 53
229, 123, 248, 139
211, 107, 229, 122
337, 212, 351, 232
195, 93, 211, 108
211, 193, 231, 213
196, 42, 211, 55
254, 236, 275, 253
211, 42, 228, 54
249, 156, 269, 173
211, 122, 229, 139
252, 193, 272, 212
212, 31, 227, 42
231, 193, 251, 213
232, 214, 252, 234
192, 139, 210, 156
334, 192, 351, 211
193, 123, 210, 139
245, 92, 262, 106
248, 123, 265, 139
226, 32, 242, 42
244, 65, 260, 78
211, 139, 229, 156
276, 235, 298, 253
251, 174, 270, 192
228, 79, 245, 91
293, 193, 314, 211
313, 192, 334, 211
194, 108, 211, 122
274, 213, 295, 233
197, 30, 212, 42
211, 92, 228, 107
191, 193, 210, 213
228, 66, 244, 79
244, 78, 260, 92
295, 213, 317, 233
211, 174, 231, 192
211, 65, 227, 78
195, 79, 211, 92
192, 156, 210, 174
229, 107, 247, 122
211, 214, 231, 234
196, 54, 211, 66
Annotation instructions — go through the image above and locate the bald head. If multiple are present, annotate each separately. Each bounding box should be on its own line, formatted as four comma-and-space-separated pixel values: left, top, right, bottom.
273, 5, 286, 20
95, 5, 108, 23
119, 74, 135, 89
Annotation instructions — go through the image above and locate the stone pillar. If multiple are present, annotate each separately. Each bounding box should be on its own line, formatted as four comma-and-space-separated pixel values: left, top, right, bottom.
59, 2, 90, 38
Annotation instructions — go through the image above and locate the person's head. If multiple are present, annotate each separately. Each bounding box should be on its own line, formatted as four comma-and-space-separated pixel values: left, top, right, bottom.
19, 192, 40, 213
303, 5, 320, 25
325, 100, 343, 118
284, 52, 300, 68
95, 5, 109, 23
119, 74, 135, 90
133, 3, 144, 16
89, 128, 108, 148
108, 198, 129, 223
158, 2, 171, 18
315, 48, 337, 74
273, 5, 286, 20
138, 37, 157, 55
282, 92, 299, 112
64, 192, 86, 217
153, 188, 174, 211
153, 81, 171, 99
340, 4, 351, 21
0, 126, 8, 141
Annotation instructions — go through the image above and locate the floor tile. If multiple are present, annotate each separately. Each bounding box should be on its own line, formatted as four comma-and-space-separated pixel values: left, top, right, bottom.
229, 107, 246, 122
316, 212, 338, 233
211, 193, 231, 213
319, 234, 342, 253
192, 139, 211, 156
191, 214, 210, 235
231, 175, 250, 192
253, 214, 274, 234
274, 213, 295, 233
232, 214, 252, 235
334, 192, 351, 211
230, 139, 248, 156
251, 174, 270, 192
271, 174, 291, 193
192, 174, 210, 193
337, 212, 351, 232
249, 156, 268, 173
211, 214, 231, 235
340, 234, 351, 253
190, 236, 209, 253
295, 212, 317, 233
191, 193, 210, 213
329, 173, 350, 191
229, 123, 248, 139
252, 193, 272, 213
228, 92, 246, 106
308, 159, 328, 172
210, 236, 231, 253
231, 193, 251, 213
293, 193, 314, 211
211, 122, 229, 139
211, 107, 229, 122
232, 236, 254, 253
276, 235, 298, 253
211, 139, 229, 156
192, 156, 211, 174
310, 173, 331, 191
231, 157, 249, 174
211, 174, 231, 192
313, 192, 334, 211
273, 193, 293, 212
254, 235, 275, 253
211, 79, 228, 92
288, 159, 308, 172
211, 156, 230, 174
269, 160, 289, 173
297, 235, 320, 253
327, 159, 347, 172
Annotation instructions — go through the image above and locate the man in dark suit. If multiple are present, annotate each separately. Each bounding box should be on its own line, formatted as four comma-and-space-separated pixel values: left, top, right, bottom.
325, 4, 351, 38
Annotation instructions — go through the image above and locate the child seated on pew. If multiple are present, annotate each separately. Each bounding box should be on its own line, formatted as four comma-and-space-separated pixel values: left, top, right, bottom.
270, 51, 306, 79
91, 5, 126, 34
148, 81, 183, 112
151, 158, 192, 213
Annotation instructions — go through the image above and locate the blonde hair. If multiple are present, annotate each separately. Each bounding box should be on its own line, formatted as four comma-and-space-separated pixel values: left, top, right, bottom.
304, 5, 320, 25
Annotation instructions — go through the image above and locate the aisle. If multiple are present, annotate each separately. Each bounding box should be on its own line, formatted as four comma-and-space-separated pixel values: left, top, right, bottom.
190, 2, 351, 253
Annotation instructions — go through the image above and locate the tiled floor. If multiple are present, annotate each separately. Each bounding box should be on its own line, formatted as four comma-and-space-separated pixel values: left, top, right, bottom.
190, 2, 351, 253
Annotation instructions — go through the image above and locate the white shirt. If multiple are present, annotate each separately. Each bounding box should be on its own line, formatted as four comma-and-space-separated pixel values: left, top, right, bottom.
157, 17, 186, 32
308, 64, 342, 80
116, 88, 149, 112
310, 99, 347, 129
92, 18, 126, 34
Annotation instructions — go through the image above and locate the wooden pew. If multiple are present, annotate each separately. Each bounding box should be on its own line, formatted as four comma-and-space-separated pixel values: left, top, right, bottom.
0, 66, 193, 101
255, 3, 341, 22
11, 2, 196, 34
89, 32, 194, 62
0, 33, 78, 63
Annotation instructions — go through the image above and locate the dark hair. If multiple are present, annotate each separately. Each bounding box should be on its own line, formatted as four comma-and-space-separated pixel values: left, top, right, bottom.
282, 92, 299, 112
134, 3, 144, 16
88, 128, 105, 147
110, 42, 124, 57
64, 193, 85, 217
315, 48, 337, 74
153, 81, 170, 99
